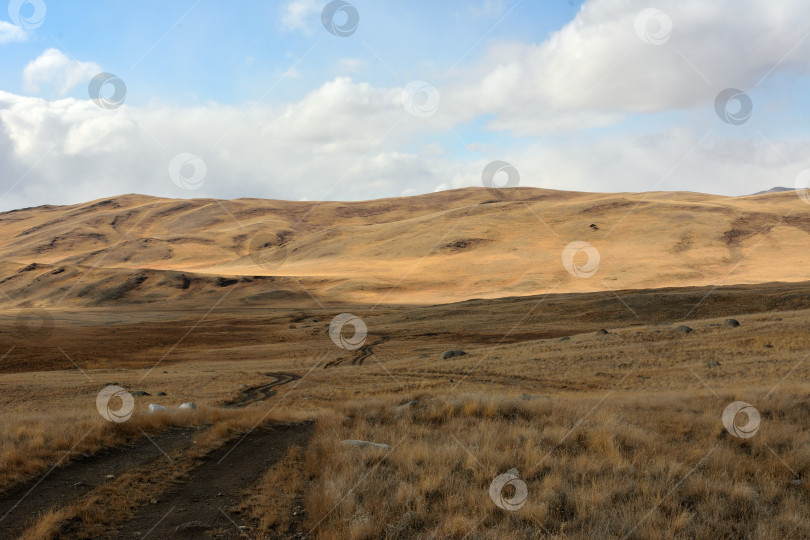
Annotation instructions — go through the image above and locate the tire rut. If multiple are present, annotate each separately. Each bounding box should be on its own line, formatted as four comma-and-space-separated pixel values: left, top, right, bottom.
221, 371, 301, 408
111, 422, 314, 539
0, 428, 199, 540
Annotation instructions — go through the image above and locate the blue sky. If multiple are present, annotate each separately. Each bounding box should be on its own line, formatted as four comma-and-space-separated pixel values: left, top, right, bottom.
0, 0, 809, 210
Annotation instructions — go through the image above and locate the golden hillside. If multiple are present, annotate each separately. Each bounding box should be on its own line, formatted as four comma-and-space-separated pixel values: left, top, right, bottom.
0, 187, 807, 307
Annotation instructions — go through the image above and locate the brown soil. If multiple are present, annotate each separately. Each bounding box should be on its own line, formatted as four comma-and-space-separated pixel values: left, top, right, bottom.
111, 423, 313, 539
0, 428, 199, 540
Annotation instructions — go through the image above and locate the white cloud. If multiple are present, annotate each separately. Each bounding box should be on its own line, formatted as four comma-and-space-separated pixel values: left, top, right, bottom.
0, 20, 27, 44
22, 49, 101, 96
281, 0, 320, 33
0, 84, 806, 213
446, 0, 810, 135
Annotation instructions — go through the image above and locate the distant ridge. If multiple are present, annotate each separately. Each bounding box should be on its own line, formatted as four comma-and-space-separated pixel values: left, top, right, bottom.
751, 186, 796, 196
0, 187, 809, 307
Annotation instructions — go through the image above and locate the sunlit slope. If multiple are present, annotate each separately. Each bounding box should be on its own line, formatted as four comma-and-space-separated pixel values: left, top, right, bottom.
0, 187, 808, 306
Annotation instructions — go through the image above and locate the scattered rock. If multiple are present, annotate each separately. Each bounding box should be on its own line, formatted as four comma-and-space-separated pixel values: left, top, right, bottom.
147, 404, 168, 413
520, 394, 549, 400
340, 439, 392, 451
131, 390, 150, 397
706, 361, 721, 368
156, 391, 167, 396
724, 318, 741, 328
674, 325, 693, 334
439, 349, 467, 360
175, 521, 211, 533
178, 402, 197, 410
558, 336, 571, 342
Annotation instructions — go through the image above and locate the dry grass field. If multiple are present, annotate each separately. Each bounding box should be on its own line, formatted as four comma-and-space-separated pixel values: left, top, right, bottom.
1, 188, 809, 538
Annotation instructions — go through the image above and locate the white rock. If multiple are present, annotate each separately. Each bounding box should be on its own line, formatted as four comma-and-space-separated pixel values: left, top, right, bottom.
148, 404, 168, 413
178, 402, 197, 410
340, 439, 392, 451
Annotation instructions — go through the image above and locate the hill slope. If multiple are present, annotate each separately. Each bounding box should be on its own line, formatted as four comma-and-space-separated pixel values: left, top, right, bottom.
0, 187, 808, 306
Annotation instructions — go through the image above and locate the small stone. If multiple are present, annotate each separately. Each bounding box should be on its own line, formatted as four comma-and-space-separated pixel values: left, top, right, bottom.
597, 329, 610, 335
179, 402, 197, 410
105, 474, 114, 479
156, 391, 167, 396
723, 318, 741, 328
439, 349, 467, 360
506, 467, 520, 477
148, 404, 168, 413
103, 382, 119, 387
706, 361, 721, 368
150, 498, 157, 504
559, 336, 570, 342
674, 325, 693, 334
130, 390, 150, 397
340, 439, 392, 451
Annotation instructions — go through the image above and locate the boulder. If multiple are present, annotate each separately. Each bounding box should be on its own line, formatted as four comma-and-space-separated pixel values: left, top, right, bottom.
340, 439, 392, 451
439, 349, 467, 360
147, 404, 168, 413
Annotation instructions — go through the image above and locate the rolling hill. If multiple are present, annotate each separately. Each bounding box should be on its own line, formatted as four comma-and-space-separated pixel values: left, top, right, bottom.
0, 187, 808, 307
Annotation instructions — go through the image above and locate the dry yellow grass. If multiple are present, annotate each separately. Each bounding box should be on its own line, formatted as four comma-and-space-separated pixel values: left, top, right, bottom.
1, 275, 808, 537
302, 388, 809, 539
1, 188, 809, 307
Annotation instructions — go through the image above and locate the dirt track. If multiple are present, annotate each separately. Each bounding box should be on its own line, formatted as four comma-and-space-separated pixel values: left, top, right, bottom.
112, 422, 313, 539
0, 428, 198, 540
221, 372, 301, 408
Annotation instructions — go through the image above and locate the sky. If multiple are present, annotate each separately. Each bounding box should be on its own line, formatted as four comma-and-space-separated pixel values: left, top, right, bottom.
0, 0, 809, 210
